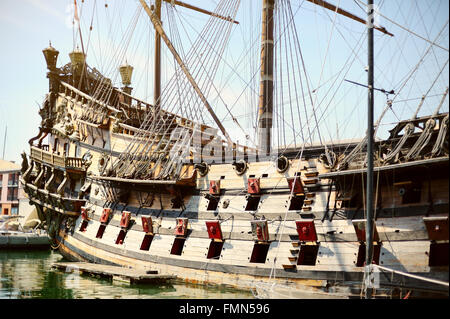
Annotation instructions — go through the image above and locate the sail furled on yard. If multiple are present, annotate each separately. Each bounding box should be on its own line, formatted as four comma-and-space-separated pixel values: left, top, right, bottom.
108, 0, 241, 181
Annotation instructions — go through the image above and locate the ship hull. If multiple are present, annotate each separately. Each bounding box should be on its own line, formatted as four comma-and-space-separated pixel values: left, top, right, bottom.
53, 221, 449, 298
48, 183, 449, 298
22, 77, 449, 298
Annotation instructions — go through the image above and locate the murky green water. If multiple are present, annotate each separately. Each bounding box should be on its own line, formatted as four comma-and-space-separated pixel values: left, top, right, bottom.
0, 250, 254, 299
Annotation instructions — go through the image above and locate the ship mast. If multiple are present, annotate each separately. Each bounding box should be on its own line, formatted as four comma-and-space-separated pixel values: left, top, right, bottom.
299, 0, 391, 298
257, 0, 275, 157
255, 0, 392, 157
365, 0, 375, 299
154, 0, 162, 110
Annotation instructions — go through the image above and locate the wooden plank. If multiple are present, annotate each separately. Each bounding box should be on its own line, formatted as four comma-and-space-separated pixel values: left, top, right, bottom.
379, 241, 431, 271
316, 252, 358, 266
282, 264, 297, 269
376, 216, 427, 232
257, 194, 291, 213
52, 261, 176, 284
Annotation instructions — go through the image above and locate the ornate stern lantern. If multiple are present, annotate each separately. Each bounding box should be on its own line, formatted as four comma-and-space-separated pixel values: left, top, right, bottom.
69, 48, 85, 68
42, 42, 60, 117
42, 42, 59, 71
119, 61, 134, 95
69, 47, 86, 77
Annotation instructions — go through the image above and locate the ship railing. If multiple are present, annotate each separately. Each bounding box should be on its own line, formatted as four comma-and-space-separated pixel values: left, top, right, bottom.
30, 146, 86, 172
41, 144, 50, 152
65, 157, 87, 171
58, 80, 121, 114
22, 181, 85, 216
115, 87, 152, 112
30, 145, 66, 168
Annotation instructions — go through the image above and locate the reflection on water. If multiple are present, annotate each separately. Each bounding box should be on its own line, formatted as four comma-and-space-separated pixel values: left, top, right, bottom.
0, 250, 253, 299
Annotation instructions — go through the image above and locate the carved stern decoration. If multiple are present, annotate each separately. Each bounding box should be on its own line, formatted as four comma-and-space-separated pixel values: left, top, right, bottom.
251, 220, 270, 242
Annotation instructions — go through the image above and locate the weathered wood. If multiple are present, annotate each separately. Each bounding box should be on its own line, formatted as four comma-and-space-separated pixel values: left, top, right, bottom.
379, 241, 431, 271
65, 229, 446, 287
52, 261, 176, 284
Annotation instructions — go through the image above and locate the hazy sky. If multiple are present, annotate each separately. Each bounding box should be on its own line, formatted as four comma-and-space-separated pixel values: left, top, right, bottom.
0, 0, 448, 163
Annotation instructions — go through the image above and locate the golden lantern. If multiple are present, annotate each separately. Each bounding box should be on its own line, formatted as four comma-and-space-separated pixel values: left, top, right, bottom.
42, 42, 59, 70
119, 62, 133, 87
69, 48, 86, 68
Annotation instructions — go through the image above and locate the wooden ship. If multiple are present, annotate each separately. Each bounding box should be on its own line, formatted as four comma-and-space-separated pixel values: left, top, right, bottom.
20, 0, 448, 298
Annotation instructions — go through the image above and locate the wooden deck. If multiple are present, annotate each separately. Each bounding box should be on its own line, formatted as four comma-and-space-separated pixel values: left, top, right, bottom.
52, 262, 176, 284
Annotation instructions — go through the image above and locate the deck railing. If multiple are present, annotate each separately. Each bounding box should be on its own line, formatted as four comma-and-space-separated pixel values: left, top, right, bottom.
30, 146, 86, 171
30, 146, 65, 167
22, 181, 85, 216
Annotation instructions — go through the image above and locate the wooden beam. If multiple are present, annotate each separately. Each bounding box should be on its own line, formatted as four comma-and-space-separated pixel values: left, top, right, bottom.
257, 0, 275, 156
306, 0, 393, 37
162, 0, 239, 24
154, 0, 162, 110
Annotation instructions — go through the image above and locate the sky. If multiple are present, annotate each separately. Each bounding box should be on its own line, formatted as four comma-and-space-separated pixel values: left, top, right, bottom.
0, 0, 448, 163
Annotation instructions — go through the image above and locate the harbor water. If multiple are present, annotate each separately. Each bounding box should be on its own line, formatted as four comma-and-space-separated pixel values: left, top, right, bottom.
0, 249, 253, 299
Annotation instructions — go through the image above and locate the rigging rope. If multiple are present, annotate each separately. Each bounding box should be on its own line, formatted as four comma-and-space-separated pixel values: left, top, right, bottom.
110, 0, 241, 180
354, 0, 449, 52
337, 20, 449, 170
405, 85, 449, 160
383, 58, 449, 163
431, 114, 449, 156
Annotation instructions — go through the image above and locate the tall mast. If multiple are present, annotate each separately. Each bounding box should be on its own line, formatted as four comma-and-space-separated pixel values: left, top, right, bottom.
365, 0, 375, 299
154, 0, 162, 110
257, 0, 274, 157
